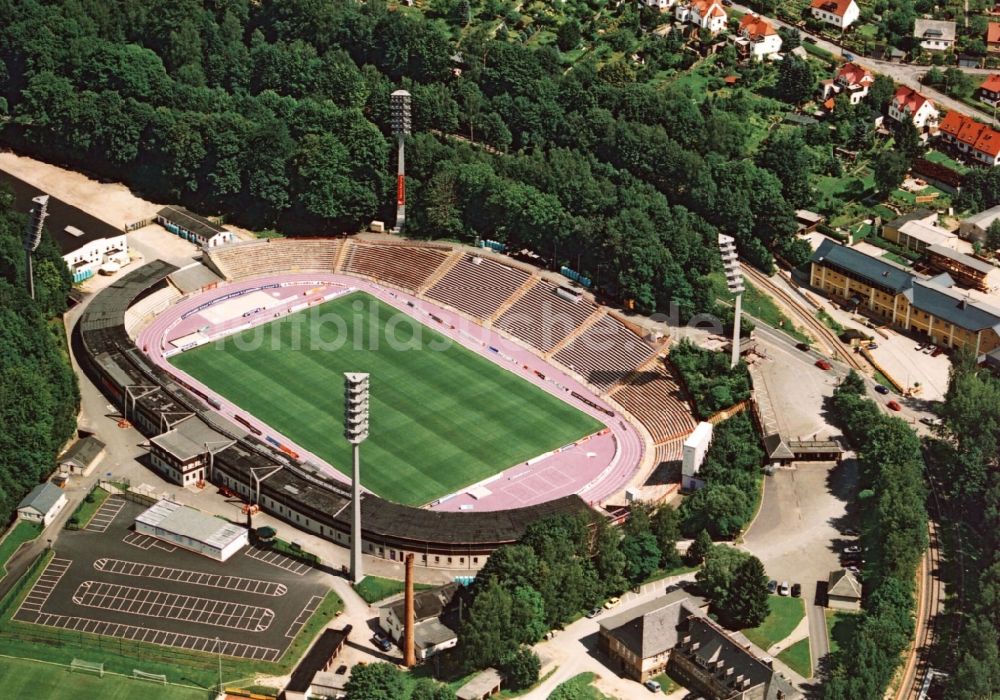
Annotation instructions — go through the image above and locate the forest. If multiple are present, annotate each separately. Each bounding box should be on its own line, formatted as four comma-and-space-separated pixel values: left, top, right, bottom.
0, 0, 814, 317
0, 186, 79, 525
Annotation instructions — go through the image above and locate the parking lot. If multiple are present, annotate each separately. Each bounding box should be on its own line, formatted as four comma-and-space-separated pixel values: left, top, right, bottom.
13, 499, 329, 662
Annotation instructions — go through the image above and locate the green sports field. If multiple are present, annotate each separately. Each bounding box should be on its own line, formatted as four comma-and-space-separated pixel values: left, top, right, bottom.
171, 292, 603, 505
0, 657, 208, 700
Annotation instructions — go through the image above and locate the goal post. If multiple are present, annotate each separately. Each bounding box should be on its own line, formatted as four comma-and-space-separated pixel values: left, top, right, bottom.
133, 669, 168, 685
70, 659, 104, 678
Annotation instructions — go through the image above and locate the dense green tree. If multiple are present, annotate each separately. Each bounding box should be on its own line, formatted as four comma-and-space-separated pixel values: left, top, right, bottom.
594, 520, 627, 595
686, 529, 713, 565
724, 555, 770, 628
986, 219, 1000, 252
873, 151, 908, 194
556, 20, 581, 52
775, 55, 815, 104
460, 578, 517, 670
650, 506, 681, 567
621, 531, 661, 585
345, 662, 407, 700
501, 648, 540, 690
894, 118, 922, 161
756, 130, 813, 208
410, 679, 457, 700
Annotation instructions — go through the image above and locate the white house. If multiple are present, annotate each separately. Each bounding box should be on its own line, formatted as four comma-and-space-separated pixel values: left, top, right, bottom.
675, 0, 728, 34
17, 483, 68, 527
645, 0, 676, 10
378, 583, 461, 660
819, 61, 874, 107
62, 229, 130, 284
889, 86, 939, 132
735, 13, 782, 61
913, 19, 956, 52
809, 0, 860, 30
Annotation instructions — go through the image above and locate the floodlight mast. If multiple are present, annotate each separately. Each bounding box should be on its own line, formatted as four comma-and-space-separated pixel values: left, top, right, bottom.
344, 372, 370, 584
718, 234, 745, 369
23, 195, 49, 300
390, 90, 412, 233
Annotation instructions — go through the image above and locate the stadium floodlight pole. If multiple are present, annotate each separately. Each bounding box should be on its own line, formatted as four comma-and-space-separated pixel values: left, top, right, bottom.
23, 194, 49, 300
344, 372, 370, 584
718, 234, 745, 369
390, 90, 412, 233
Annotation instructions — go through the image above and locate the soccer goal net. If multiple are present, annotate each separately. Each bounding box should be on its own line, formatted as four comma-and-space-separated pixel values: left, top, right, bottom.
133, 669, 167, 685
70, 659, 104, 678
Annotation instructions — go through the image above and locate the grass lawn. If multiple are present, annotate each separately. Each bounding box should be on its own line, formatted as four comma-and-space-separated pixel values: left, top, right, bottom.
172, 292, 603, 506
777, 636, 812, 678
742, 596, 805, 651
549, 671, 617, 699
0, 657, 209, 700
826, 609, 861, 655
66, 486, 110, 529
354, 575, 436, 604
652, 671, 681, 694
0, 521, 41, 575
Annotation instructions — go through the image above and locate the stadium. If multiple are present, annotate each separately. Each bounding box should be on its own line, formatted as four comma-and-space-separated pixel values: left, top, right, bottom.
76, 237, 697, 570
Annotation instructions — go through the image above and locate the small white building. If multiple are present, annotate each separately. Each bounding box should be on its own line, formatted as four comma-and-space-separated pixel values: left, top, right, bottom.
914, 19, 956, 52
378, 583, 460, 660
960, 204, 1000, 243
57, 436, 105, 477
156, 206, 234, 249
135, 499, 248, 561
675, 0, 728, 35
62, 229, 130, 284
735, 14, 782, 61
809, 0, 860, 30
17, 483, 68, 527
827, 569, 862, 611
645, 0, 676, 10
681, 421, 713, 491
889, 86, 939, 132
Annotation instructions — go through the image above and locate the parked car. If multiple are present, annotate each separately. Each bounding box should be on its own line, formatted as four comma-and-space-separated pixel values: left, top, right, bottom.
779, 581, 790, 596
931, 346, 944, 357
796, 342, 810, 351
867, 342, 878, 350
604, 596, 621, 610
842, 528, 860, 537
804, 36, 817, 44
768, 579, 778, 594
645, 680, 662, 692
874, 384, 889, 395
920, 416, 942, 427
844, 545, 862, 554
586, 607, 601, 619
815, 359, 832, 371
791, 583, 801, 598
887, 400, 902, 411
373, 634, 392, 652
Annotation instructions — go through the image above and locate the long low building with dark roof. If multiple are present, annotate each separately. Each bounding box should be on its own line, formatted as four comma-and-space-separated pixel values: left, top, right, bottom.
74, 262, 594, 571
810, 239, 1000, 357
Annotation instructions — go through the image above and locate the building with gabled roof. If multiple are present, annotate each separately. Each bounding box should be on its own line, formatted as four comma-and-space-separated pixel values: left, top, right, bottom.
937, 111, 1000, 166
987, 22, 1000, 53
734, 13, 782, 61
809, 0, 859, 29
979, 74, 1000, 106
960, 204, 1000, 244
17, 482, 68, 527
913, 19, 956, 52
675, 0, 728, 34
827, 569, 862, 610
819, 62, 874, 106
378, 583, 462, 660
135, 499, 248, 561
889, 86, 939, 132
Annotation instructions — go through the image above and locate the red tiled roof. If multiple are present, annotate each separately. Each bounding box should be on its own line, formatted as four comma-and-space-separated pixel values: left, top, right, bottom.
739, 13, 777, 39
988, 22, 1000, 44
893, 86, 929, 115
810, 0, 855, 17
981, 74, 1000, 93
957, 118, 987, 147
975, 128, 1000, 158
939, 110, 967, 138
836, 62, 873, 88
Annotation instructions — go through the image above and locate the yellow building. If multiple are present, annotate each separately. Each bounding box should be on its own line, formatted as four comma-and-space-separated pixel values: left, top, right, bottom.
811, 240, 1000, 356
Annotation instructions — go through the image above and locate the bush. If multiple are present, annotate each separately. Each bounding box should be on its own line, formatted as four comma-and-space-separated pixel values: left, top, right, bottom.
501, 648, 540, 690
669, 339, 751, 420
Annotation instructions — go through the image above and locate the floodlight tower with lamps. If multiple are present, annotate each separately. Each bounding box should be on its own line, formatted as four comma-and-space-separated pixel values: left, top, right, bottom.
718, 234, 745, 369
390, 90, 412, 233
23, 194, 49, 300
344, 372, 370, 584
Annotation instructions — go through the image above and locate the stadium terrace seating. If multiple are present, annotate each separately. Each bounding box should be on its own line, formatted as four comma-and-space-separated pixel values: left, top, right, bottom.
425, 255, 533, 320
553, 315, 657, 393
342, 241, 450, 292
612, 361, 696, 443
206, 239, 343, 280
494, 281, 596, 353
124, 285, 182, 338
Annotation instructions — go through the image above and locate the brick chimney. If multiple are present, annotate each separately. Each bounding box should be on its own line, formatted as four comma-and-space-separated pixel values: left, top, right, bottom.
403, 553, 416, 667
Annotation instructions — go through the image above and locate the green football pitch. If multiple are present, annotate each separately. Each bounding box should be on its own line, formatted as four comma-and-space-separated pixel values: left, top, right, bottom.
0, 657, 208, 700
171, 292, 604, 505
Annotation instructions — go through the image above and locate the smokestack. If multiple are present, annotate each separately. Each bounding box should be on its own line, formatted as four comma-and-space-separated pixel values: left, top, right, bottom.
404, 553, 416, 667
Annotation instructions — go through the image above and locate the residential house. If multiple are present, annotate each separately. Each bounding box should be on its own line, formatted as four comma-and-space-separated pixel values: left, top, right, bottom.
819, 62, 874, 106
938, 111, 1000, 166
960, 204, 1000, 243
646, 0, 676, 10
979, 74, 1000, 107
675, 0, 728, 34
888, 86, 939, 133
913, 19, 956, 52
734, 13, 782, 61
598, 591, 801, 698
57, 436, 105, 476
810, 239, 1000, 355
882, 210, 959, 253
987, 22, 1000, 53
809, 0, 860, 30
17, 482, 68, 527
827, 569, 862, 611
378, 583, 461, 660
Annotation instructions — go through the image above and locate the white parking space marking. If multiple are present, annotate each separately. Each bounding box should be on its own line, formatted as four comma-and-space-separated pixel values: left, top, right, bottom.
84, 498, 126, 533
122, 532, 177, 552
93, 558, 287, 596
72, 581, 275, 632
19, 611, 280, 661
244, 546, 310, 575
14, 558, 71, 617
285, 595, 322, 638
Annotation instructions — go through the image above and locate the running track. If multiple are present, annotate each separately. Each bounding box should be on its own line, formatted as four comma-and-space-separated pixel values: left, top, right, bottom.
135, 273, 646, 511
